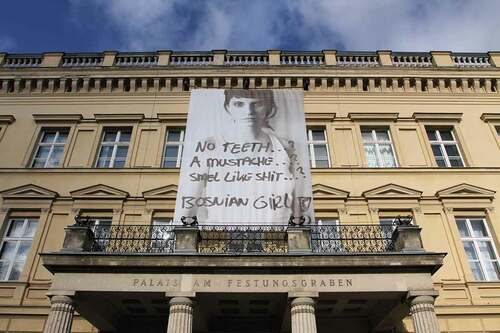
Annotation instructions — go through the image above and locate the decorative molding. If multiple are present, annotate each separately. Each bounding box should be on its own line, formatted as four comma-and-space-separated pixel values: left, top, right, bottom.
436, 183, 495, 199
445, 207, 454, 213
369, 207, 379, 213
157, 113, 188, 122
312, 184, 349, 200
0, 115, 15, 124
94, 113, 144, 122
412, 207, 422, 213
412, 112, 462, 122
480, 113, 500, 122
33, 114, 82, 123
143, 185, 178, 200
362, 183, 422, 199
348, 113, 398, 122
70, 184, 129, 200
113, 208, 123, 214
305, 113, 335, 122
0, 184, 58, 200
486, 207, 495, 212
338, 208, 348, 214
40, 208, 50, 213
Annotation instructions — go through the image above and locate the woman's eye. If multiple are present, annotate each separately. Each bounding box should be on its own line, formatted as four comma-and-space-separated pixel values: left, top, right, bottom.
234, 101, 244, 107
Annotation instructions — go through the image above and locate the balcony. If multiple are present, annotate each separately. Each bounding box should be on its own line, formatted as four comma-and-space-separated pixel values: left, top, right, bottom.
60, 218, 420, 255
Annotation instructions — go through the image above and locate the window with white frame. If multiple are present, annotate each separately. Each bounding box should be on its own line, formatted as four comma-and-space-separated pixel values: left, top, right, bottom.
0, 217, 38, 281
361, 128, 397, 167
31, 129, 69, 168
426, 128, 464, 167
306, 127, 330, 168
163, 128, 185, 168
456, 217, 500, 281
96, 128, 131, 168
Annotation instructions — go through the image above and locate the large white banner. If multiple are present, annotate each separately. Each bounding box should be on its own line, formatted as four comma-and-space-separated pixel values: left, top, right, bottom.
174, 89, 314, 225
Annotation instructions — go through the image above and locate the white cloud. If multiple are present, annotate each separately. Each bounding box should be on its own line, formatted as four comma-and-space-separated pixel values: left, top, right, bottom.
71, 0, 500, 51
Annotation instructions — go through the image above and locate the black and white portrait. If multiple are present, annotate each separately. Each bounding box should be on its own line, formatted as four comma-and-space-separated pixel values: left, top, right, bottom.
174, 89, 314, 225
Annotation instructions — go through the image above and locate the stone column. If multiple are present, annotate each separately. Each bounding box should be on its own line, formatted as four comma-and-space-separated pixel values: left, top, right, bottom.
43, 295, 75, 333
291, 297, 317, 333
167, 297, 194, 333
408, 295, 440, 333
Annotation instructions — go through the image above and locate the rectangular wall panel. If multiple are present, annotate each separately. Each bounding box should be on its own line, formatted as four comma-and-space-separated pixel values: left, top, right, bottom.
68, 129, 96, 167
398, 128, 427, 166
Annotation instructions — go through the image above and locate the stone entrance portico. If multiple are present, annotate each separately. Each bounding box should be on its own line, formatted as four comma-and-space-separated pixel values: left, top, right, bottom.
40, 223, 445, 333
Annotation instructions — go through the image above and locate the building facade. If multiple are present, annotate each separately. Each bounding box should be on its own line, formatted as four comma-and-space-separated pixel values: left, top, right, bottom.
0, 50, 499, 333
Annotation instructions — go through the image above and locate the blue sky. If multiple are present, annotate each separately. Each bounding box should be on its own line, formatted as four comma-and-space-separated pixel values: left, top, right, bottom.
1, 0, 500, 53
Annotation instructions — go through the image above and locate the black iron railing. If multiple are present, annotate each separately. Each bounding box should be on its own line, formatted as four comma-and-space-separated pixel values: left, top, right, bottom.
198, 225, 288, 254
80, 223, 399, 254
91, 225, 175, 253
310, 225, 395, 253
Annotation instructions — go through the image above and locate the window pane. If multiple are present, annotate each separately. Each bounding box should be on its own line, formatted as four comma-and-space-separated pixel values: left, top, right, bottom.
55, 132, 68, 143
463, 241, 479, 260
440, 130, 453, 141
470, 261, 485, 280
103, 130, 118, 142
444, 144, 460, 157
364, 144, 377, 167
7, 220, 24, 237
311, 130, 325, 141
477, 241, 498, 260
118, 130, 131, 142
165, 146, 179, 158
115, 146, 128, 158
431, 145, 443, 157
483, 261, 500, 280
0, 261, 10, 280
16, 241, 31, 262
426, 129, 437, 141
41, 131, 56, 143
449, 157, 464, 167
8, 261, 24, 280
470, 220, 488, 237
436, 158, 447, 167
313, 145, 328, 160
315, 160, 329, 168
361, 131, 373, 142
47, 146, 64, 167
0, 241, 17, 260
24, 220, 38, 237
34, 146, 51, 163
375, 130, 390, 141
379, 144, 396, 167
163, 160, 177, 168
456, 219, 470, 237
113, 159, 126, 168
167, 130, 182, 142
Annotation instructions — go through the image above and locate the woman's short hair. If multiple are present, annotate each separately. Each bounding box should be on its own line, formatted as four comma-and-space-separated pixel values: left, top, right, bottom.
223, 89, 277, 119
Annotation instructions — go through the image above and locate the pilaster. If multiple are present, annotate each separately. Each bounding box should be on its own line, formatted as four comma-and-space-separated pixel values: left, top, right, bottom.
157, 50, 172, 66
102, 51, 117, 67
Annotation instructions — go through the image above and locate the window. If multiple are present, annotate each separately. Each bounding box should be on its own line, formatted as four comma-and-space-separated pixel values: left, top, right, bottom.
31, 129, 68, 168
0, 217, 38, 281
96, 128, 131, 168
163, 128, 185, 168
426, 128, 464, 167
361, 129, 397, 167
456, 217, 500, 281
306, 127, 330, 168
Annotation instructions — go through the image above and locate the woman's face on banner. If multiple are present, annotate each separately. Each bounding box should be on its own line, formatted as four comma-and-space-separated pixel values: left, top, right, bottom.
227, 97, 268, 128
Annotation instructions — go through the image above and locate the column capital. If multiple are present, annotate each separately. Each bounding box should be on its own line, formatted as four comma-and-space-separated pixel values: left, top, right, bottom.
291, 297, 315, 307
169, 296, 193, 307
406, 289, 439, 302
49, 295, 75, 306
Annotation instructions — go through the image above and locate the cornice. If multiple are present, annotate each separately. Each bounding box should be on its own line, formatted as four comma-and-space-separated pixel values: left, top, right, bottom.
348, 113, 398, 121
157, 113, 188, 122
305, 112, 335, 122
0, 115, 15, 124
412, 112, 463, 122
481, 113, 500, 122
33, 114, 83, 123
94, 113, 145, 122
